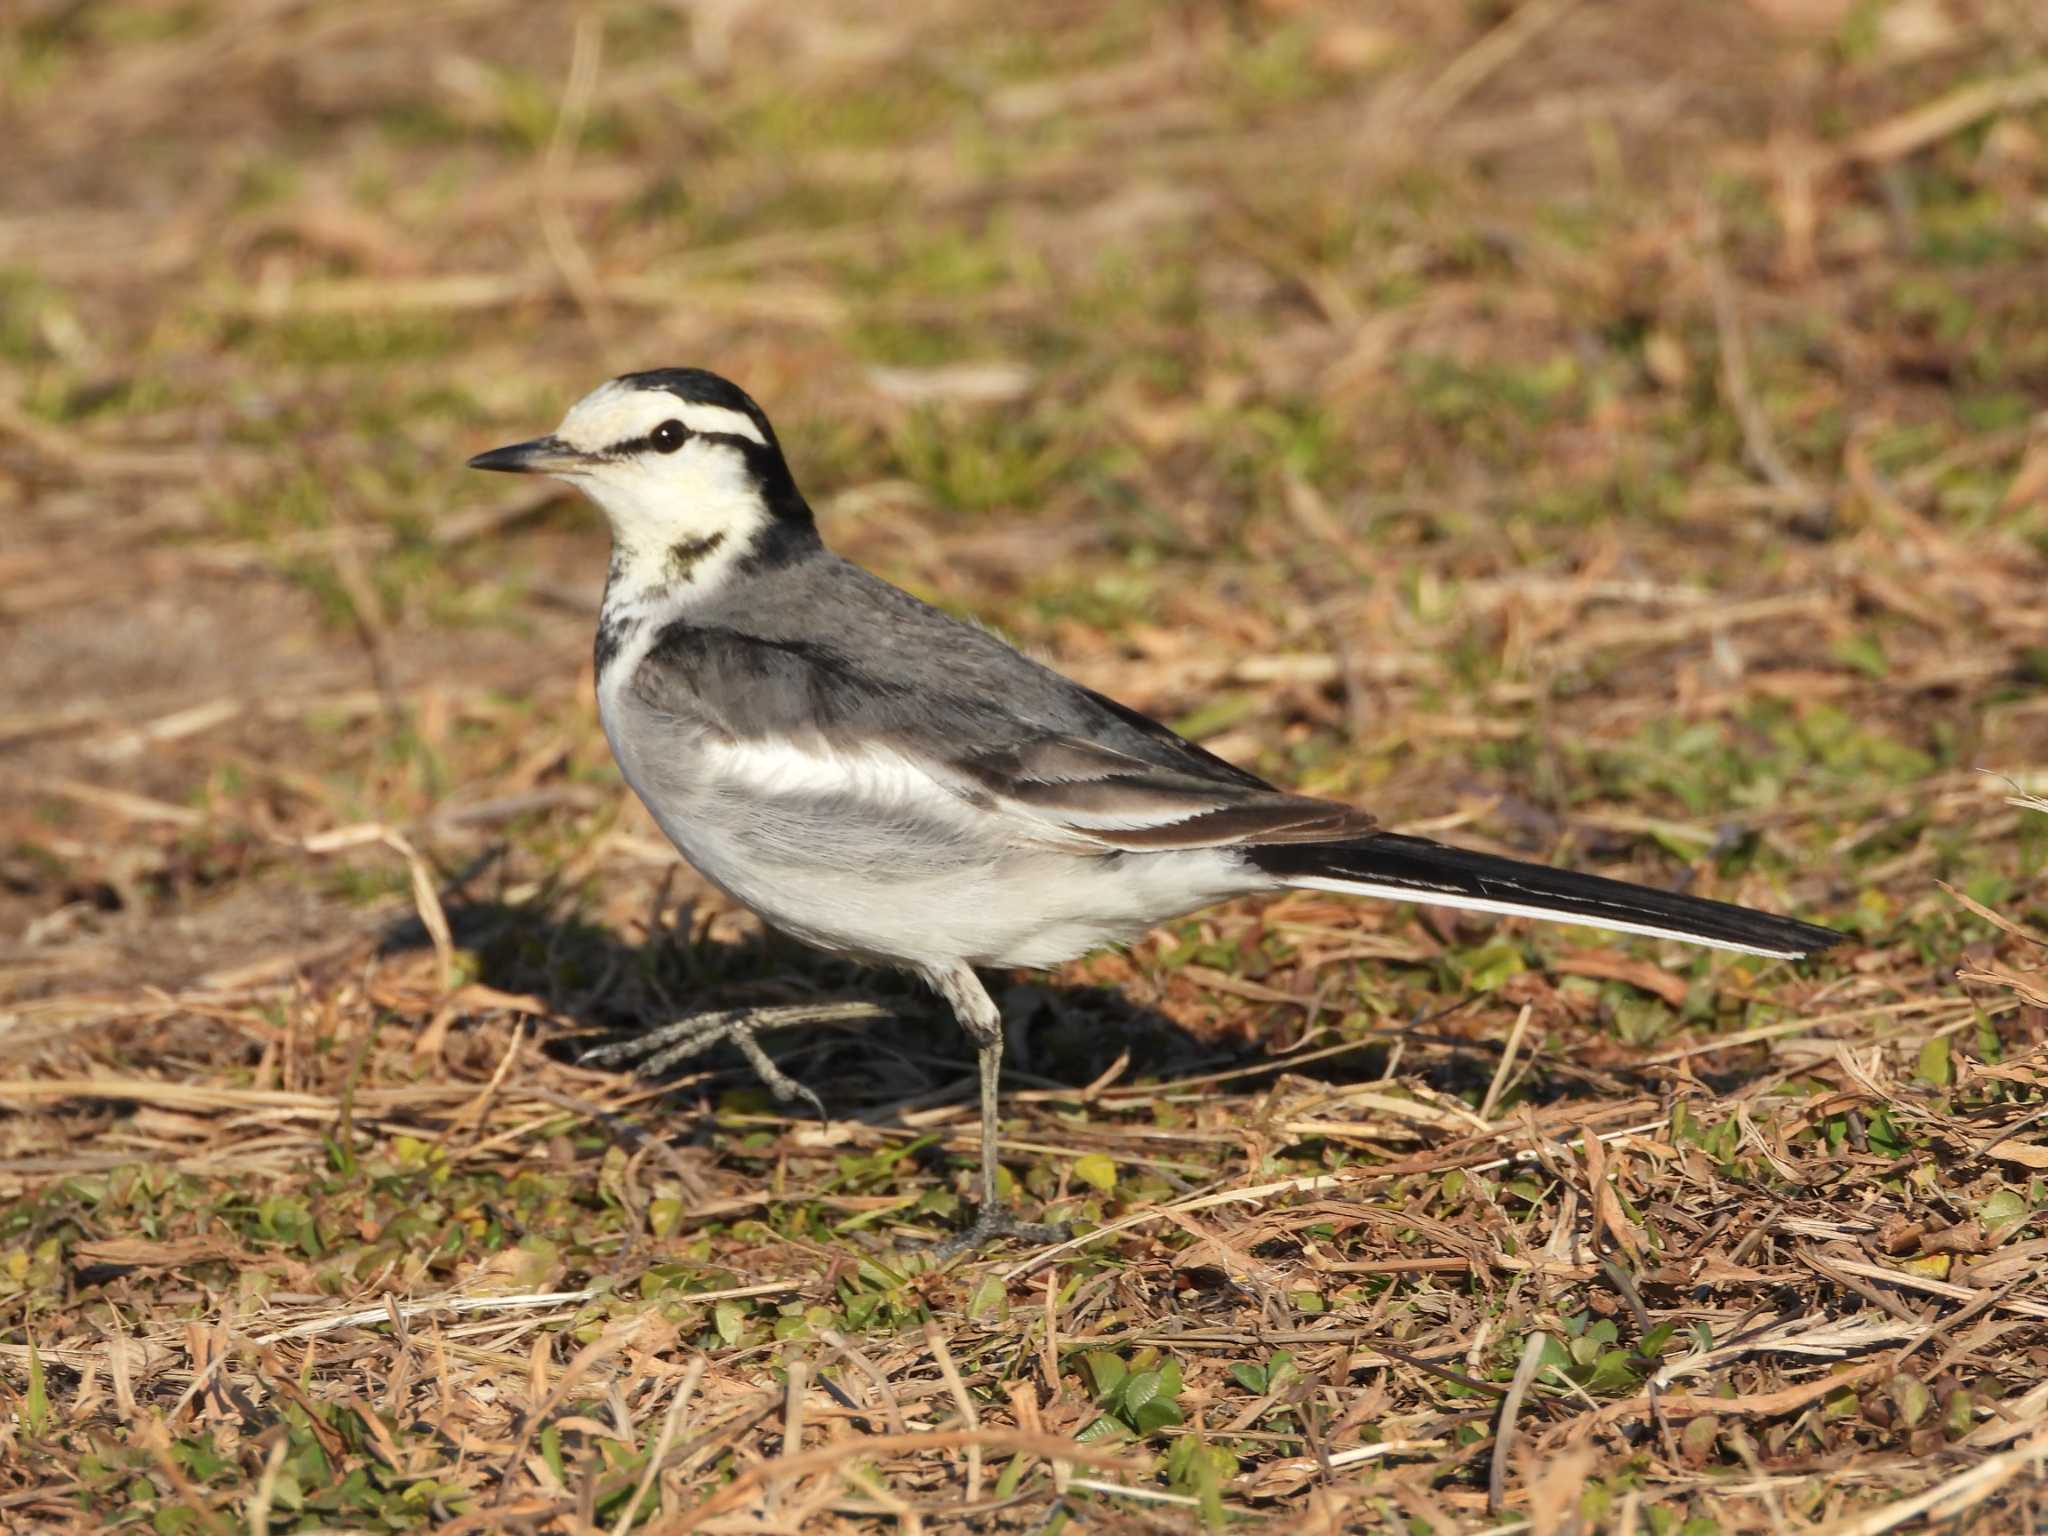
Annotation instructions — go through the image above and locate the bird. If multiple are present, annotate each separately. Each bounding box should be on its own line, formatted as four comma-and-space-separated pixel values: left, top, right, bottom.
468, 367, 1841, 1253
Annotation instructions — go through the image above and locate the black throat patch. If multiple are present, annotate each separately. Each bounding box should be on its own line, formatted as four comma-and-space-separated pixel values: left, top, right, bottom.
593, 609, 639, 679
666, 531, 727, 583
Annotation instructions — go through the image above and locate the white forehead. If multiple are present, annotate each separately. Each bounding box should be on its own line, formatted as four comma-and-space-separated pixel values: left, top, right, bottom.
555, 380, 767, 452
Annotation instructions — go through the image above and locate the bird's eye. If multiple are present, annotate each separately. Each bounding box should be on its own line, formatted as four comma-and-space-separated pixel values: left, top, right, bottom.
651, 419, 687, 453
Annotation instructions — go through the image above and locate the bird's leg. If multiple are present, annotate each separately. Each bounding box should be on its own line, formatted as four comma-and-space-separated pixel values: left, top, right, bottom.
925, 966, 1068, 1257
580, 1001, 887, 1122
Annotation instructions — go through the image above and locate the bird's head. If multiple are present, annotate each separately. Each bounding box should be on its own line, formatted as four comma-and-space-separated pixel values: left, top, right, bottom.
468, 368, 816, 596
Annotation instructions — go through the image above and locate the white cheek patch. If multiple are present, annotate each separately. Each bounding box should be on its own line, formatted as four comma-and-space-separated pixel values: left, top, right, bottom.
577, 440, 772, 601
668, 403, 766, 444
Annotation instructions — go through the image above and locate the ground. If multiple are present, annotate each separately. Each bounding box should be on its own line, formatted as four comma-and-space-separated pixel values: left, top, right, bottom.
3, 0, 2048, 1531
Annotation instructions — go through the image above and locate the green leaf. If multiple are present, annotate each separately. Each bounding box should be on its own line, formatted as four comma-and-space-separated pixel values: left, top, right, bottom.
1132, 1396, 1184, 1434
1175, 1440, 1235, 1531
648, 1197, 685, 1238
1229, 1361, 1266, 1393
1979, 1188, 2029, 1239
967, 1274, 1008, 1322
1581, 1481, 1614, 1523
994, 1452, 1027, 1498
1890, 1373, 1931, 1428
1120, 1364, 1184, 1434
1833, 631, 1888, 680
23, 1339, 47, 1436
1081, 1351, 1126, 1401
176, 1433, 231, 1481
1121, 1369, 1165, 1417
1915, 1036, 1951, 1086
1584, 1349, 1640, 1394
1864, 1108, 1909, 1157
713, 1299, 747, 1346
1072, 1154, 1117, 1193
1945, 1388, 1976, 1437
1459, 940, 1525, 992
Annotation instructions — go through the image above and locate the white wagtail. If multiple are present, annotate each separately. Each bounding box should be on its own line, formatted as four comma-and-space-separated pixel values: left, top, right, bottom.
469, 368, 1840, 1251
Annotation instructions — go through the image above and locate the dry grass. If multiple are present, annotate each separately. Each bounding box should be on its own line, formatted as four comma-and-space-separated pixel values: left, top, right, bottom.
4, 0, 2048, 1530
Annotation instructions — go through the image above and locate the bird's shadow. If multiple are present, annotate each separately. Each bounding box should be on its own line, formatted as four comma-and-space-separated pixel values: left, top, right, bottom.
379, 888, 1239, 1130
377, 877, 1689, 1138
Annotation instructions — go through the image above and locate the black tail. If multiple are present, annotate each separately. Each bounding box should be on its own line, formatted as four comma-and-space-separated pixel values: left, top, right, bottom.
1251, 833, 1840, 959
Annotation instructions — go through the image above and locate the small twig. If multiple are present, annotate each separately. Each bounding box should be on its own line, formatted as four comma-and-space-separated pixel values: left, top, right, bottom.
1795, 1247, 1924, 1325
924, 1320, 983, 1505
1697, 223, 1829, 530
836, 1462, 925, 1533
1006, 1117, 1670, 1279
250, 1282, 795, 1344
433, 1020, 525, 1154
0, 394, 211, 479
1815, 1426, 2048, 1536
495, 1320, 645, 1506
246, 1435, 289, 1536
1480, 1003, 1535, 1121
815, 1329, 908, 1435
1365, 1341, 1516, 1403
431, 485, 568, 549
670, 1429, 1137, 1531
299, 823, 455, 990
539, 9, 612, 354
1490, 1330, 1548, 1517
1847, 65, 2048, 165
1598, 1260, 1655, 1345
1040, 1268, 1061, 1401
326, 519, 402, 728
1410, 0, 1585, 126
1064, 1478, 1199, 1507
774, 1357, 808, 1517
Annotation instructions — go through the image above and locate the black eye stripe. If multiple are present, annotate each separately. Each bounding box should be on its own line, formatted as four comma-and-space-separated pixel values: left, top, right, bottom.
600, 428, 768, 459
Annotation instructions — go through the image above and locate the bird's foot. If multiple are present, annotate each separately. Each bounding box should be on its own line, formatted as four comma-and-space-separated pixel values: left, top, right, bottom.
579, 1001, 887, 1124
930, 1204, 1070, 1260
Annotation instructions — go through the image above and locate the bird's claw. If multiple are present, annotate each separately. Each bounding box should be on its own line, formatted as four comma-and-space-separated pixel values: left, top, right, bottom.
580, 1001, 886, 1125
930, 1204, 1070, 1260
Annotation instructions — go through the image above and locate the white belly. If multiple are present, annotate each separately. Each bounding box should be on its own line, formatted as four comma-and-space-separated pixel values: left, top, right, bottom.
599, 682, 1252, 971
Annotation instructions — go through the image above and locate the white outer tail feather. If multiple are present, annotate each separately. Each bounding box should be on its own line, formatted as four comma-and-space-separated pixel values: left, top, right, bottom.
1286, 876, 1816, 960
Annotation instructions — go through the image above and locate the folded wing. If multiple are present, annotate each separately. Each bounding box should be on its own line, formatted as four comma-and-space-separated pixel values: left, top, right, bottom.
629, 594, 1371, 858
955, 732, 1373, 851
